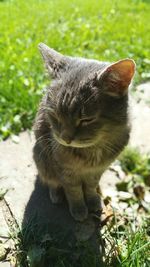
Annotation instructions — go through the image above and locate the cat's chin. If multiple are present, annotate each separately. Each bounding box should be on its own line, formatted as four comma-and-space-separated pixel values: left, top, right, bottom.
53, 134, 94, 148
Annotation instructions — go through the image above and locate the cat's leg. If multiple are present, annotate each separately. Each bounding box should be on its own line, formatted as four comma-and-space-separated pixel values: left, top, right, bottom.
49, 182, 64, 204
84, 179, 102, 213
33, 142, 63, 204
63, 183, 88, 222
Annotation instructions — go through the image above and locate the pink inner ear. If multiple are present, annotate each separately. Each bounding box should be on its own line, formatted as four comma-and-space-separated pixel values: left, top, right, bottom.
99, 59, 136, 97
107, 59, 136, 85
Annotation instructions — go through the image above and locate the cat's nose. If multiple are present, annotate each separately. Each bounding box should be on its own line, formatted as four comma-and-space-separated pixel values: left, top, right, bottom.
65, 138, 71, 144
63, 136, 72, 144
61, 131, 72, 144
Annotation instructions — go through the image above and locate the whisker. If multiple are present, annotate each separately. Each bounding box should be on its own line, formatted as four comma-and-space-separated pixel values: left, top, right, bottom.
36, 132, 50, 143
38, 140, 51, 160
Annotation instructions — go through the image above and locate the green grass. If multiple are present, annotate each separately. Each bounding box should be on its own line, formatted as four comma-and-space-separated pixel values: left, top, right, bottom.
119, 147, 150, 186
102, 215, 150, 267
0, 0, 150, 139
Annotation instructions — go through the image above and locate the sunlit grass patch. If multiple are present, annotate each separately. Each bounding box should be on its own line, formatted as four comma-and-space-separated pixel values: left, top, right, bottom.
102, 212, 150, 267
0, 0, 150, 139
119, 147, 150, 186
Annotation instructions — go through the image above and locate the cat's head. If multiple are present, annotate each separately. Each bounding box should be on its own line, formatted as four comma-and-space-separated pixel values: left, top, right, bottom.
39, 43, 135, 148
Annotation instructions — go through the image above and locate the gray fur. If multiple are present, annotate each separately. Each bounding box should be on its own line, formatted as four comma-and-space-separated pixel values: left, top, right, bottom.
33, 43, 135, 221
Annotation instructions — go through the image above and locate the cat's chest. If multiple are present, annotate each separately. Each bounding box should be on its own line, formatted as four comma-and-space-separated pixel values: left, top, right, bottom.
55, 146, 108, 176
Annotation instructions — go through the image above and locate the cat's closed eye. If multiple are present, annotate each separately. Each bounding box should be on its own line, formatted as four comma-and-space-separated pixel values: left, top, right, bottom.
79, 117, 97, 126
49, 112, 60, 128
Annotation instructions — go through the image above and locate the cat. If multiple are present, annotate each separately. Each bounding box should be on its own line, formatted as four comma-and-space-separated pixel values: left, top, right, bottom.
33, 43, 135, 222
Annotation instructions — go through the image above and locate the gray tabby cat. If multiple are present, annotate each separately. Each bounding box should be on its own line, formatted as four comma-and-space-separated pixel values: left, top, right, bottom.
33, 43, 135, 221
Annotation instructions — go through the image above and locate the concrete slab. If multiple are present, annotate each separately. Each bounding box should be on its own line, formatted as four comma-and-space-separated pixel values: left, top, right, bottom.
130, 98, 150, 153
134, 82, 150, 105
0, 202, 9, 238
0, 263, 10, 267
0, 131, 36, 226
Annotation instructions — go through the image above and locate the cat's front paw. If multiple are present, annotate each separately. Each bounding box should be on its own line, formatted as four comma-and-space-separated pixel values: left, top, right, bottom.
70, 203, 88, 222
86, 194, 102, 213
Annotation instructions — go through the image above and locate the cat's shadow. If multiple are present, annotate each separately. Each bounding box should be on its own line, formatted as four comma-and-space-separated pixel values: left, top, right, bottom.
23, 175, 76, 229
22, 175, 104, 266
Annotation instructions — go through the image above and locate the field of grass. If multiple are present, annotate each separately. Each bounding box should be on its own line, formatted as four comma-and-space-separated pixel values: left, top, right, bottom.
0, 0, 150, 139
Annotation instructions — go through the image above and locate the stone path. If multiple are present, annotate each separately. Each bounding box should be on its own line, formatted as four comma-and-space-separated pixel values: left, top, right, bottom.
129, 82, 150, 153
0, 82, 150, 266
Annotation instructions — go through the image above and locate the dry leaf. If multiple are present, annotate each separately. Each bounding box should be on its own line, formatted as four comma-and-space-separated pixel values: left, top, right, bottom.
133, 185, 145, 200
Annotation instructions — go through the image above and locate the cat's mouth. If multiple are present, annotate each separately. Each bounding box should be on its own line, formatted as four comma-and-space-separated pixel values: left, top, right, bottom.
53, 134, 94, 148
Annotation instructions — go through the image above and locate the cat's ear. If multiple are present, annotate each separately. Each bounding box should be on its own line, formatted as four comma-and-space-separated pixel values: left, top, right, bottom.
97, 59, 136, 97
38, 43, 69, 78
